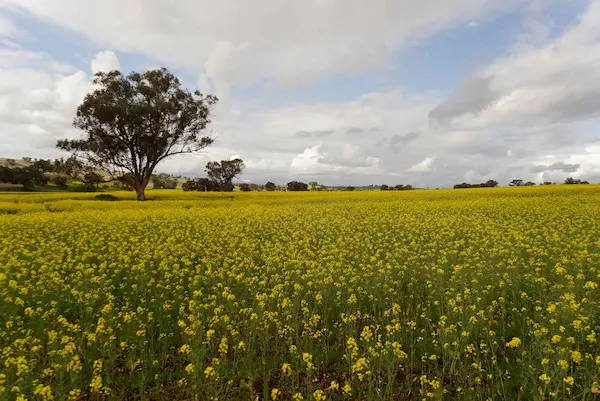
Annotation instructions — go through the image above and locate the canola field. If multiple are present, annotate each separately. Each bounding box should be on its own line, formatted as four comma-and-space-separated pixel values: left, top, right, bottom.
1, 187, 600, 401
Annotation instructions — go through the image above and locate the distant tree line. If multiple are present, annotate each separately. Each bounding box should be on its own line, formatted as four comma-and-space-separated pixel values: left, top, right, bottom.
2, 154, 596, 193
183, 159, 245, 192
564, 177, 589, 185
453, 180, 498, 189
151, 173, 179, 189
380, 184, 414, 191
0, 157, 97, 191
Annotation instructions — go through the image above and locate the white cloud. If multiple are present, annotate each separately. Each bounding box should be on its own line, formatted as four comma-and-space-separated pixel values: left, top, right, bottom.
409, 157, 435, 172
0, 48, 92, 157
290, 144, 383, 176
0, 0, 520, 95
0, 12, 19, 38
431, 0, 600, 129
91, 50, 120, 74
2, 0, 600, 187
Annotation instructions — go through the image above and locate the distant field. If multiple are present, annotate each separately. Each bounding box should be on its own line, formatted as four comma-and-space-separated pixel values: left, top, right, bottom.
1, 187, 599, 400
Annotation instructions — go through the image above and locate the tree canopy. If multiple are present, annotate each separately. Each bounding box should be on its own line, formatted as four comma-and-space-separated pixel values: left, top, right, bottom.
205, 159, 245, 192
57, 68, 217, 200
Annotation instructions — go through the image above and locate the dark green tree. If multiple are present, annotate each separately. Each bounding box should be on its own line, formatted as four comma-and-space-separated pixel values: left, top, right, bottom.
57, 68, 217, 201
205, 159, 245, 192
509, 179, 524, 187
287, 181, 309, 191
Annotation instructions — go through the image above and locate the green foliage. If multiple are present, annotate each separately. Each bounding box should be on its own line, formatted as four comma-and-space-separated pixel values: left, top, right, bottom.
94, 193, 119, 201
52, 175, 69, 188
57, 68, 217, 201
287, 181, 309, 191
152, 173, 178, 189
564, 177, 589, 185
21, 179, 37, 192
454, 180, 498, 189
205, 159, 245, 192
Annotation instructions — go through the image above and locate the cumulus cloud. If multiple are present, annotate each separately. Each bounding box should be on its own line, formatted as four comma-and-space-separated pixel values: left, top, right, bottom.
0, 48, 92, 157
2, 0, 600, 188
530, 161, 580, 173
0, 12, 19, 37
91, 50, 120, 74
0, 0, 520, 95
390, 132, 419, 152
290, 145, 383, 176
429, 0, 600, 129
409, 157, 435, 172
295, 130, 335, 138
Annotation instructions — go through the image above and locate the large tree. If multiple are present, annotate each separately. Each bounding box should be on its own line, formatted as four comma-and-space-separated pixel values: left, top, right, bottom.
57, 68, 217, 200
205, 159, 245, 192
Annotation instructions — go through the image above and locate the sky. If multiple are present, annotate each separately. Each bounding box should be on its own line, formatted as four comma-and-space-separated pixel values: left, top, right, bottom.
1, 0, 600, 187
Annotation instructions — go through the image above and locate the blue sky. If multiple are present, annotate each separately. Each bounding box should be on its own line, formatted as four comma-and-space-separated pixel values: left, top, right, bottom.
1, 0, 599, 186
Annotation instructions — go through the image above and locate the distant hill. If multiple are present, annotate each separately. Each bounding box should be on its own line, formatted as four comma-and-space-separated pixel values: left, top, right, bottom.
0, 157, 33, 168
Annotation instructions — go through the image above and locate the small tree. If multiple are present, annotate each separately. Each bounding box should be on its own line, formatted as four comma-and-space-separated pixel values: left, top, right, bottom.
57, 68, 217, 201
287, 181, 309, 191
509, 179, 523, 187
152, 173, 178, 189
380, 184, 389, 191
239, 183, 252, 192
52, 175, 69, 188
346, 186, 356, 191
309, 181, 321, 191
485, 180, 499, 187
205, 159, 245, 192
265, 181, 276, 191
84, 172, 104, 190
182, 180, 198, 191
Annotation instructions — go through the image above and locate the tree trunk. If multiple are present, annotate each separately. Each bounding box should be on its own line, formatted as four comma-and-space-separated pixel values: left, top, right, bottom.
135, 185, 146, 201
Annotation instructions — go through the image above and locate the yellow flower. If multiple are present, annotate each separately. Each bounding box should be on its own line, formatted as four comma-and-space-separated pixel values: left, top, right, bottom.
563, 376, 575, 386
204, 366, 216, 379
89, 376, 103, 393
571, 350, 582, 364
551, 335, 561, 344
313, 389, 326, 401
506, 337, 521, 348
329, 381, 339, 390
271, 388, 280, 400
185, 363, 195, 374
343, 383, 352, 394
219, 337, 228, 355
281, 363, 292, 376
292, 393, 304, 401
539, 374, 551, 385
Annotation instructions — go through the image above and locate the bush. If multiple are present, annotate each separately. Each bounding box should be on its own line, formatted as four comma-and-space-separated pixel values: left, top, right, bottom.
52, 175, 69, 188
94, 194, 119, 201
22, 179, 37, 192
287, 181, 309, 191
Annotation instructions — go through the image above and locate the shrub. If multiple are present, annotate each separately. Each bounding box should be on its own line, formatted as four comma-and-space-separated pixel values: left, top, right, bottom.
94, 194, 119, 201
